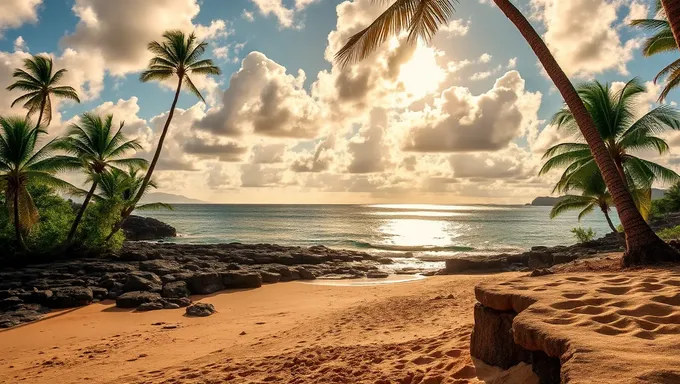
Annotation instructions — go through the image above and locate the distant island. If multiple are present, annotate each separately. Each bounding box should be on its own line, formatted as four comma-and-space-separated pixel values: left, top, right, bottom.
529, 188, 667, 206
141, 192, 205, 204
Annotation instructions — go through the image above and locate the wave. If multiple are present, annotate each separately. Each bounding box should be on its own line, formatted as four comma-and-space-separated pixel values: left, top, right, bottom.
344, 240, 475, 253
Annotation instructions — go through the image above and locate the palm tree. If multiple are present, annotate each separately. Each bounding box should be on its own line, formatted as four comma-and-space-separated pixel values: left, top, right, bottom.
7, 55, 80, 131
335, 0, 678, 265
57, 113, 148, 245
630, 1, 680, 101
107, 30, 220, 240
660, 0, 680, 56
540, 78, 680, 220
0, 117, 79, 252
95, 167, 171, 214
550, 173, 619, 234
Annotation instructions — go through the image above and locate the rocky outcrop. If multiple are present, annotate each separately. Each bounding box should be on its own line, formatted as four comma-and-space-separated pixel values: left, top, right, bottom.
122, 215, 177, 241
443, 233, 622, 275
0, 242, 393, 328
186, 303, 216, 317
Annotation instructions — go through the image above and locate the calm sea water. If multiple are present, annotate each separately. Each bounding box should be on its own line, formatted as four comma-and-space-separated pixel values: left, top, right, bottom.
139, 204, 619, 269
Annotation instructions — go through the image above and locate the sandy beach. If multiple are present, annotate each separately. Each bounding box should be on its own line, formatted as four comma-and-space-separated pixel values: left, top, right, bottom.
0, 273, 535, 384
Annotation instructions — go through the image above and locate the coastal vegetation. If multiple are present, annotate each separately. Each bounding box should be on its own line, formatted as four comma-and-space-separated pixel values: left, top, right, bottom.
570, 227, 596, 244
0, 30, 220, 257
334, 0, 680, 265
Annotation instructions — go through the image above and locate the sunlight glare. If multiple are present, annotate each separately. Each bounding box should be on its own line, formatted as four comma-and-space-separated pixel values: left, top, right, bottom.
397, 44, 445, 99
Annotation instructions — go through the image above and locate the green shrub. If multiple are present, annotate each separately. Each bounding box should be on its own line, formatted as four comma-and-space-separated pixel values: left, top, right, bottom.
571, 227, 596, 243
657, 225, 680, 241
77, 199, 125, 252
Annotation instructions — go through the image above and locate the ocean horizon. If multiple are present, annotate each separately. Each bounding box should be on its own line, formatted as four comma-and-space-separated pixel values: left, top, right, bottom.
138, 203, 620, 269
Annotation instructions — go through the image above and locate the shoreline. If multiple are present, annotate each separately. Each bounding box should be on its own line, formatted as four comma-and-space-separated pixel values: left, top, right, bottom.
0, 272, 530, 384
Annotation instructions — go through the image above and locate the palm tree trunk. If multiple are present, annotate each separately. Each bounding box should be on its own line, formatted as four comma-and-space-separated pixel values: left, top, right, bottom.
493, 0, 678, 266
105, 76, 184, 242
13, 191, 28, 253
66, 180, 98, 245
662, 0, 680, 49
34, 98, 45, 131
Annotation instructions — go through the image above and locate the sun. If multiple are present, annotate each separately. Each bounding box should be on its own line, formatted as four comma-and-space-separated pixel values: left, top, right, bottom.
397, 43, 446, 99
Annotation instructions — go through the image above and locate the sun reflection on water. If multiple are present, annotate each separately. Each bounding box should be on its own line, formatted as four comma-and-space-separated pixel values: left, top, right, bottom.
377, 218, 458, 248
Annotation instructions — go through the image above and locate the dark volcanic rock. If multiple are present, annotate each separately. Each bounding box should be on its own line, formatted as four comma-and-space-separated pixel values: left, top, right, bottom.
0, 304, 50, 328
116, 291, 161, 308
295, 267, 316, 280
49, 287, 94, 308
0, 296, 23, 310
221, 272, 262, 289
187, 272, 224, 294
162, 281, 190, 298
259, 271, 281, 284
137, 302, 164, 311
186, 302, 216, 317
367, 271, 389, 279
123, 271, 162, 293
140, 260, 182, 276
123, 215, 177, 241
445, 257, 508, 274
166, 297, 192, 307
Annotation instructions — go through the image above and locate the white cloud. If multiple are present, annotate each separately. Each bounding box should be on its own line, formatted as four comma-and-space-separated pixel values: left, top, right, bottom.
507, 57, 517, 69
242, 10, 255, 22
197, 51, 326, 139
530, 0, 641, 77
62, 0, 226, 76
479, 53, 492, 63
13, 37, 27, 52
624, 1, 649, 24
0, 0, 42, 34
249, 0, 295, 28
403, 71, 542, 153
439, 19, 470, 37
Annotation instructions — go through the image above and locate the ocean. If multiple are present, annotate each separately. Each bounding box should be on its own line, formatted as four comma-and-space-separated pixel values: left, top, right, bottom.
138, 204, 620, 270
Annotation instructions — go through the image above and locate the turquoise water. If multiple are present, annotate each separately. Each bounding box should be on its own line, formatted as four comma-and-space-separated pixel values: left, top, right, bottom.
139, 204, 619, 264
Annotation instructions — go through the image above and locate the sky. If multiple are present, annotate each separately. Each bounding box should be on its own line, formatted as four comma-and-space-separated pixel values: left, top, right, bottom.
0, 0, 678, 204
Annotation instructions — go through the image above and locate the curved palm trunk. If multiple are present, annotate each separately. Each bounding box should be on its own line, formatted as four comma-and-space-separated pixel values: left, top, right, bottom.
493, 0, 678, 266
105, 77, 184, 242
662, 0, 680, 50
13, 191, 28, 253
66, 180, 98, 245
602, 206, 627, 248
34, 97, 45, 131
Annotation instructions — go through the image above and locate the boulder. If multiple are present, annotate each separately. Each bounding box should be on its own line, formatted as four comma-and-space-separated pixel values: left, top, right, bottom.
49, 287, 94, 308
162, 281, 190, 298
295, 267, 316, 280
139, 260, 182, 276
186, 302, 216, 317
122, 215, 177, 241
187, 272, 224, 295
367, 271, 389, 279
445, 257, 508, 273
17, 289, 53, 305
136, 302, 164, 312
259, 271, 281, 284
89, 287, 109, 300
166, 297, 192, 307
527, 252, 554, 269
0, 296, 23, 310
0, 304, 50, 328
551, 253, 578, 266
122, 271, 162, 293
221, 272, 262, 289
116, 291, 161, 309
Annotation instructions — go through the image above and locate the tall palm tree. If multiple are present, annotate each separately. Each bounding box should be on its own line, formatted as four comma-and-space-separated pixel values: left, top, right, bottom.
550, 173, 618, 234
631, 0, 680, 101
540, 78, 680, 220
107, 30, 220, 240
57, 113, 148, 245
660, 0, 680, 54
7, 55, 80, 130
0, 117, 79, 252
335, 0, 678, 265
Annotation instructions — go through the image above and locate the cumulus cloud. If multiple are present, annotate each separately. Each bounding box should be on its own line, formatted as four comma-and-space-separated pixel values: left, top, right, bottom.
249, 0, 319, 28
197, 51, 326, 139
0, 0, 42, 34
439, 19, 470, 37
530, 0, 641, 77
403, 71, 542, 152
62, 0, 228, 76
